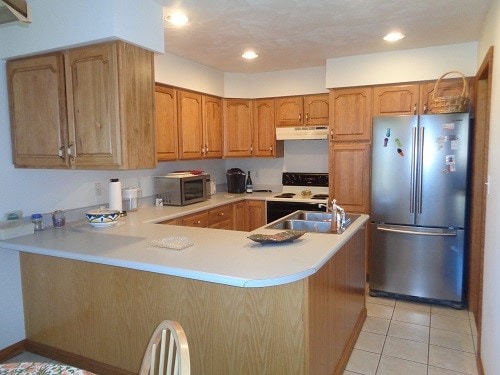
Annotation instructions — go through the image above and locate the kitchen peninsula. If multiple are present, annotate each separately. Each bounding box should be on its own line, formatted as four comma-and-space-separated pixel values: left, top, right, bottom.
1, 196, 368, 375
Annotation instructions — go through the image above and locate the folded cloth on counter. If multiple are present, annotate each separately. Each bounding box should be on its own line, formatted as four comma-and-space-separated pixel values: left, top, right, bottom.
148, 236, 194, 250
0, 362, 96, 374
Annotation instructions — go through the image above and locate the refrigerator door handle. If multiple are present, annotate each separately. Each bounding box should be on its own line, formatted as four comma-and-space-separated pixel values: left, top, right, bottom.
416, 126, 425, 214
376, 224, 457, 237
410, 126, 418, 213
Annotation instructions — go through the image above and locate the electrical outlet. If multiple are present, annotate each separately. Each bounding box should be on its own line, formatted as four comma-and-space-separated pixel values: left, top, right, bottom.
95, 182, 102, 196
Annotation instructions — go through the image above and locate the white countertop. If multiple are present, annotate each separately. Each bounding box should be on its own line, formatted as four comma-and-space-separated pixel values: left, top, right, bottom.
0, 193, 368, 288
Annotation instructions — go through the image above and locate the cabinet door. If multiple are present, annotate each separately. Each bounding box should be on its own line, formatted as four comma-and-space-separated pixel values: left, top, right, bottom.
7, 54, 70, 168
223, 99, 253, 157
329, 88, 372, 142
202, 95, 223, 158
247, 200, 266, 231
373, 84, 420, 115
329, 142, 370, 213
233, 201, 247, 231
178, 91, 203, 159
304, 94, 329, 125
182, 211, 208, 228
253, 99, 282, 157
155, 85, 178, 161
66, 43, 121, 167
420, 77, 474, 114
275, 96, 303, 126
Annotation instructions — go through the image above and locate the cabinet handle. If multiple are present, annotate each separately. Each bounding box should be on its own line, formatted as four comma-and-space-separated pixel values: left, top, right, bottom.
269, 145, 273, 151
67, 142, 75, 161
219, 212, 224, 216
330, 129, 334, 141
250, 145, 253, 154
413, 104, 417, 114
299, 113, 302, 121
58, 145, 65, 161
205, 144, 208, 155
196, 220, 201, 224
423, 103, 428, 113
306, 112, 309, 121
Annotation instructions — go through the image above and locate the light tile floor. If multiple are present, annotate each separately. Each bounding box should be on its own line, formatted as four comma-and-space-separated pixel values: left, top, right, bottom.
345, 295, 479, 375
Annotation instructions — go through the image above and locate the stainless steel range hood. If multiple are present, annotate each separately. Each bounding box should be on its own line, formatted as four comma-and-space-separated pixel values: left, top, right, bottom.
0, 0, 31, 25
276, 125, 328, 140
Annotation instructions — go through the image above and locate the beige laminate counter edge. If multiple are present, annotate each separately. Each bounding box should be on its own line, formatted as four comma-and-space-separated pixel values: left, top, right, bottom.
0, 192, 369, 288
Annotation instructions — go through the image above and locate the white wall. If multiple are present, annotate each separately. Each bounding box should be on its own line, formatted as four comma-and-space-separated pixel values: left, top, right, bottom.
224, 66, 328, 98
0, 0, 164, 60
154, 51, 225, 97
326, 42, 478, 88
476, 0, 500, 372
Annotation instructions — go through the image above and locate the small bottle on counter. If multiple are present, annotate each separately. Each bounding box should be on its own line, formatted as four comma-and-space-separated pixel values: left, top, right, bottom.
246, 171, 253, 193
31, 213, 44, 231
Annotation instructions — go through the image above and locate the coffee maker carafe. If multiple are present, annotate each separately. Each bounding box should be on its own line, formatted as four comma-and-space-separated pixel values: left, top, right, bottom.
226, 168, 246, 193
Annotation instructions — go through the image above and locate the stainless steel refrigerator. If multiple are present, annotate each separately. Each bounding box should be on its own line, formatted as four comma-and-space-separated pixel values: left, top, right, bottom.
369, 113, 470, 308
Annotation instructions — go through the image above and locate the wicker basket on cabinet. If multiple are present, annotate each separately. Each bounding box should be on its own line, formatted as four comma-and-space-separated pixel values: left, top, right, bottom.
429, 70, 470, 114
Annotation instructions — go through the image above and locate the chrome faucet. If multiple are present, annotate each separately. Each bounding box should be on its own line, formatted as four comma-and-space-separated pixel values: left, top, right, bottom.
319, 199, 348, 233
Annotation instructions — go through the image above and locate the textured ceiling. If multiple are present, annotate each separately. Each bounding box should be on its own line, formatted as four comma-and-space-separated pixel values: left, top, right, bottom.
156, 0, 491, 73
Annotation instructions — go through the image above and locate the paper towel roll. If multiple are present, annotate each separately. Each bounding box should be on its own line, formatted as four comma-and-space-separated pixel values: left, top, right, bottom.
109, 178, 122, 212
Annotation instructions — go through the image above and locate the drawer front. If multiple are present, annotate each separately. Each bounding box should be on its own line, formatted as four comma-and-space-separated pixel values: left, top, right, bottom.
182, 211, 209, 228
208, 204, 233, 226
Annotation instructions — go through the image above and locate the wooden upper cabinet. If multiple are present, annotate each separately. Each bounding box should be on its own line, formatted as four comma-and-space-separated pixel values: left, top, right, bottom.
67, 42, 156, 169
253, 99, 283, 157
329, 87, 372, 142
155, 85, 178, 161
8, 53, 70, 168
275, 96, 303, 126
329, 142, 371, 214
303, 94, 329, 125
177, 90, 203, 159
223, 99, 253, 157
420, 77, 474, 114
372, 84, 420, 116
275, 94, 329, 127
202, 95, 223, 158
8, 41, 156, 169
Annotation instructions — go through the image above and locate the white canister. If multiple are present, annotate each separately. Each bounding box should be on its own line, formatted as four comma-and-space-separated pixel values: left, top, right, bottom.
122, 187, 141, 212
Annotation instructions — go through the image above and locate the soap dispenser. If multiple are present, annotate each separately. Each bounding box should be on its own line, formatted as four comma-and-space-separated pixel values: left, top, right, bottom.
331, 199, 338, 233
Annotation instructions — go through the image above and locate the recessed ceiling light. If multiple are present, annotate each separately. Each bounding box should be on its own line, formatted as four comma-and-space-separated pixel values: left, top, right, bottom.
165, 13, 189, 26
383, 31, 405, 42
242, 50, 258, 60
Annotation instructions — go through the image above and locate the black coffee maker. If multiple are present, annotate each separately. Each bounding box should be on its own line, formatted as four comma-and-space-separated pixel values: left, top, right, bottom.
226, 168, 246, 193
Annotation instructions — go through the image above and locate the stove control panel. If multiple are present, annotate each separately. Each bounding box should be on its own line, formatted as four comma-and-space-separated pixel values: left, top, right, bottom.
282, 172, 328, 187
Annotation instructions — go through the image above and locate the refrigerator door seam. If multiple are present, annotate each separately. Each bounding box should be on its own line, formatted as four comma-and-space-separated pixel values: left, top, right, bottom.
417, 125, 425, 214
410, 126, 418, 214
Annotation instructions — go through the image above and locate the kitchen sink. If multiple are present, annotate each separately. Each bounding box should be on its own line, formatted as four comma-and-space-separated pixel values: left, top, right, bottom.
266, 210, 360, 233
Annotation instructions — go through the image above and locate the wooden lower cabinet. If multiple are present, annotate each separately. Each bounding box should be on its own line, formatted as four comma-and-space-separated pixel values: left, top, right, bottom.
158, 201, 264, 232
246, 200, 266, 231
181, 211, 209, 228
233, 201, 247, 231
329, 142, 371, 213
208, 204, 233, 229
20, 227, 366, 375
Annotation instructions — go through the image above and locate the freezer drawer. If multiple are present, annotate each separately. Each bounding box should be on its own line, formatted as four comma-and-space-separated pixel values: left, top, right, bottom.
369, 223, 465, 306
